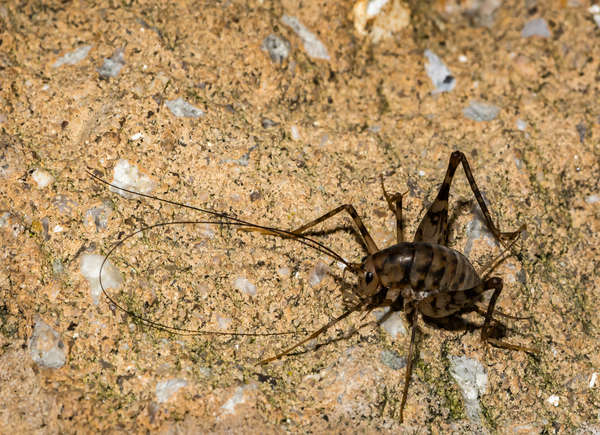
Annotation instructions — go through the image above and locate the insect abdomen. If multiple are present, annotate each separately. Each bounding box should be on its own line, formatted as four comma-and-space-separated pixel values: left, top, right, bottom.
374, 242, 481, 294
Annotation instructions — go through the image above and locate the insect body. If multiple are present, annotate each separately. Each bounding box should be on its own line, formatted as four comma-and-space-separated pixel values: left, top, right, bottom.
90, 150, 532, 423
257, 151, 532, 422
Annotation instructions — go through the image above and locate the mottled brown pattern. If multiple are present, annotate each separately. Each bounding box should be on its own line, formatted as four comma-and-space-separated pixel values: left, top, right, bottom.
270, 151, 530, 423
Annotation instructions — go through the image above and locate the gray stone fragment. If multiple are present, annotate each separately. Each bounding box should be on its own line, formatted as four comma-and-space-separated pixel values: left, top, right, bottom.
424, 49, 455, 94
98, 48, 125, 79
261, 34, 291, 63
380, 349, 406, 370
53, 45, 92, 68
463, 101, 500, 121
449, 355, 487, 423
165, 97, 204, 118
522, 17, 551, 38
29, 318, 66, 369
281, 15, 330, 61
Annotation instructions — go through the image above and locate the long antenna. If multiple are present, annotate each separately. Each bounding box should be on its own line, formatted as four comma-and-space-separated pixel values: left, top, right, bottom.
88, 169, 361, 337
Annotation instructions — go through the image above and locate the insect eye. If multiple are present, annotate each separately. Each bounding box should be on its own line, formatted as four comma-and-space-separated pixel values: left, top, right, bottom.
365, 271, 374, 284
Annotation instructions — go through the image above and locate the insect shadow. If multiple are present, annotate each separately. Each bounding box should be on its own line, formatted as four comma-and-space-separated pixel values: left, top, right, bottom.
89, 150, 535, 423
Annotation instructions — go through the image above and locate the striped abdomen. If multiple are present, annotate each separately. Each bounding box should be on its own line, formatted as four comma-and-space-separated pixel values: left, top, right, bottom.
372, 242, 482, 296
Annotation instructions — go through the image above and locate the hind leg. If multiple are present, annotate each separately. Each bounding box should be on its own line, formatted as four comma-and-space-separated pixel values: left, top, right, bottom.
481, 277, 535, 353
414, 151, 523, 246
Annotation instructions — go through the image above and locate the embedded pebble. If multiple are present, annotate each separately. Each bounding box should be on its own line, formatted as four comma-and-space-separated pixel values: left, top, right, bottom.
516, 119, 527, 131
165, 97, 204, 118
80, 253, 123, 305
221, 385, 255, 415
0, 211, 9, 227
216, 314, 232, 330
261, 34, 291, 63
522, 18, 551, 38
52, 258, 65, 275
261, 118, 279, 128
277, 266, 291, 278
585, 194, 599, 204
352, 0, 410, 42
29, 318, 66, 369
53, 195, 78, 214
547, 394, 560, 407
97, 48, 125, 79
290, 125, 301, 140
129, 132, 143, 141
373, 308, 407, 338
31, 169, 54, 188
464, 215, 497, 256
53, 45, 92, 67
84, 201, 112, 230
109, 159, 155, 199
463, 101, 500, 121
380, 349, 406, 370
449, 355, 488, 423
156, 378, 187, 404
233, 277, 257, 296
308, 262, 329, 287
590, 372, 598, 389
281, 15, 330, 61
424, 49, 455, 94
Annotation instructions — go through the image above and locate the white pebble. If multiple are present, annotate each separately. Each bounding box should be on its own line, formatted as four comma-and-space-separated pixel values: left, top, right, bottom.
588, 4, 600, 14
290, 125, 301, 140
308, 262, 329, 287
233, 277, 257, 296
449, 356, 487, 423
590, 372, 598, 389
458, 54, 468, 63
129, 132, 143, 141
52, 45, 92, 68
156, 378, 187, 403
373, 308, 407, 338
53, 224, 64, 233
109, 159, 155, 199
516, 119, 527, 131
585, 194, 599, 204
522, 18, 551, 38
29, 318, 66, 369
277, 266, 291, 278
547, 394, 560, 407
165, 97, 204, 118
80, 253, 123, 305
418, 170, 426, 177
216, 314, 232, 329
281, 15, 330, 60
424, 49, 455, 94
221, 385, 255, 415
31, 169, 54, 188
463, 101, 500, 121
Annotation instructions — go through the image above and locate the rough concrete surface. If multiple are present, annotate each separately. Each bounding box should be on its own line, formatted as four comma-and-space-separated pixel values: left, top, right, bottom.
0, 0, 599, 433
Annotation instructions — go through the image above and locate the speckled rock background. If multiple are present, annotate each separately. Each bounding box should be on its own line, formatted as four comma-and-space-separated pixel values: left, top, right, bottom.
1, 0, 599, 432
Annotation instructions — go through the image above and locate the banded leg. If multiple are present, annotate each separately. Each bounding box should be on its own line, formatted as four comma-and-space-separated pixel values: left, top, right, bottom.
399, 308, 418, 423
414, 151, 523, 246
292, 204, 379, 254
380, 175, 406, 244
480, 277, 535, 353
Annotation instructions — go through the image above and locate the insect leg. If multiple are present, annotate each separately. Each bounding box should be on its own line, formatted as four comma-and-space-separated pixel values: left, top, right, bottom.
452, 151, 523, 244
291, 204, 379, 254
259, 305, 357, 365
414, 151, 523, 246
480, 277, 535, 353
380, 175, 406, 244
399, 308, 418, 423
